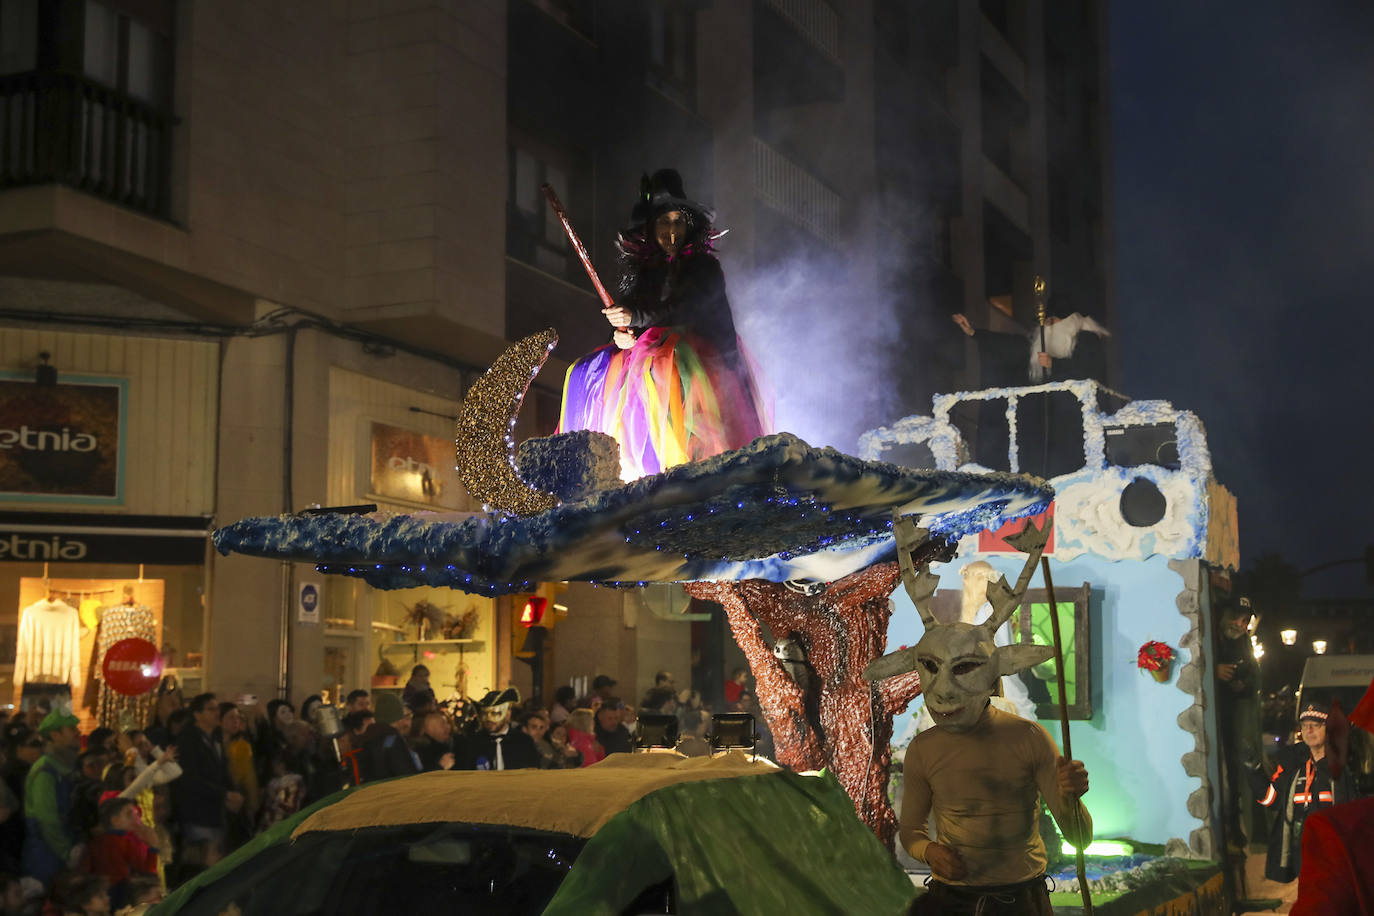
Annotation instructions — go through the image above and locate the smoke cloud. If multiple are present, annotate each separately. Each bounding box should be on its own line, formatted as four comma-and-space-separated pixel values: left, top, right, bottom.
727, 192, 945, 453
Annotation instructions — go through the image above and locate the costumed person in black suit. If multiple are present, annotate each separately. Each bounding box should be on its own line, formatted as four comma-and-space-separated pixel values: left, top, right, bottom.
459, 689, 538, 771
951, 304, 1111, 476
558, 168, 770, 480
1254, 702, 1356, 883
951, 310, 1110, 387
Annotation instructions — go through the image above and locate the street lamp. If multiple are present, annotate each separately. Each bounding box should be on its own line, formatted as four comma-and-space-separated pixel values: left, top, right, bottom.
1280, 628, 1297, 646
1312, 640, 1328, 655
1252, 640, 1265, 660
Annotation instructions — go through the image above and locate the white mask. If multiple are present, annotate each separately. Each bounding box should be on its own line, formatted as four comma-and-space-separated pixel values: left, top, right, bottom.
867, 515, 1053, 732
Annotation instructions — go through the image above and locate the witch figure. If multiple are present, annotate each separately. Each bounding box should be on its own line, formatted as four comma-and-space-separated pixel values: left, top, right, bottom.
558, 169, 770, 479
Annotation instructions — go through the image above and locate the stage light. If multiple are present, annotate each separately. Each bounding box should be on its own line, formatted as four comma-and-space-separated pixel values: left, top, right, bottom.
635, 714, 679, 751
1063, 839, 1133, 857
1280, 629, 1297, 646
709, 713, 757, 755
1312, 640, 1327, 655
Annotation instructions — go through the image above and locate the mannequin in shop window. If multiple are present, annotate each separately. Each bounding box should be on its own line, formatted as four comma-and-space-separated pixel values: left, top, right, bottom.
14, 581, 82, 716
93, 585, 158, 731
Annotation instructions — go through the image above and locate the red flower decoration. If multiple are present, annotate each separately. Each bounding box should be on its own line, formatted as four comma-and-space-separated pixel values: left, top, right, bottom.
1137, 640, 1174, 672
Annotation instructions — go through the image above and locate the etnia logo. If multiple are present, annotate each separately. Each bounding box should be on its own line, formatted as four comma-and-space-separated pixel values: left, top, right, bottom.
0, 425, 98, 452
387, 454, 434, 475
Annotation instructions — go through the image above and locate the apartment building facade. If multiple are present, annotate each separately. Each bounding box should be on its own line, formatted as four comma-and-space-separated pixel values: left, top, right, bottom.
0, 0, 1112, 714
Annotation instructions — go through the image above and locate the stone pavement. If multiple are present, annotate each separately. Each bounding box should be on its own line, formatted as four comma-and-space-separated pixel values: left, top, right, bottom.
1236, 850, 1296, 915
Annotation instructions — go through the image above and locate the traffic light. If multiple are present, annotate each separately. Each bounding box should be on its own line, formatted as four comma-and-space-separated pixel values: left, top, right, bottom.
511, 582, 567, 656
519, 596, 548, 628
511, 583, 566, 707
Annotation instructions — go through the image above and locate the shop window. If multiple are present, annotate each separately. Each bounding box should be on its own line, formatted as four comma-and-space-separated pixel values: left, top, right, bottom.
10, 576, 187, 731
1013, 584, 1092, 720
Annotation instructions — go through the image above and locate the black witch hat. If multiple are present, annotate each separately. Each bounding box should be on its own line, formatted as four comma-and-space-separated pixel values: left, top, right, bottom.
628, 168, 715, 227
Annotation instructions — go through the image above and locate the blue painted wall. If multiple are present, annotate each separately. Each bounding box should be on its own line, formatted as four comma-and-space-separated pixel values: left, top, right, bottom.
887, 552, 1202, 844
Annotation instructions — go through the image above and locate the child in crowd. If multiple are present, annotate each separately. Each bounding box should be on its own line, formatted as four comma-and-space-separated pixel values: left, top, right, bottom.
85, 799, 158, 910
50, 871, 110, 916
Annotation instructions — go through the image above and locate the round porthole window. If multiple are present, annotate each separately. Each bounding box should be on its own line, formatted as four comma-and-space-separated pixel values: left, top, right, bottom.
1120, 477, 1166, 528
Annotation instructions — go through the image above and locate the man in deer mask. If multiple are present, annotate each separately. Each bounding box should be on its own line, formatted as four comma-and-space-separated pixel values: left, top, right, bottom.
869, 518, 1091, 915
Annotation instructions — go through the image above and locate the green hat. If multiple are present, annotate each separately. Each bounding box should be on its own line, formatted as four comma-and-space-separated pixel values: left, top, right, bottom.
373, 692, 405, 726
38, 709, 80, 735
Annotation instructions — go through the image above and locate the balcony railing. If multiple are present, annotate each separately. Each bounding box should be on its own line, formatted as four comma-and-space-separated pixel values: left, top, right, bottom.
761, 0, 841, 62
753, 139, 842, 243
0, 71, 174, 219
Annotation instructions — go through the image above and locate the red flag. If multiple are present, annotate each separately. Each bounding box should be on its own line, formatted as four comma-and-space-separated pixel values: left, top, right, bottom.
1350, 674, 1374, 733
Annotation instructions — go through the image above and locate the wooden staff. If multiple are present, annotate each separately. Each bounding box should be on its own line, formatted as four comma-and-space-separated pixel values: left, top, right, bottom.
1042, 556, 1093, 914
541, 183, 614, 309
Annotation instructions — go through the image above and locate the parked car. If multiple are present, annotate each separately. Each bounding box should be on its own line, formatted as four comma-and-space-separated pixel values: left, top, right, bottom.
152, 752, 916, 916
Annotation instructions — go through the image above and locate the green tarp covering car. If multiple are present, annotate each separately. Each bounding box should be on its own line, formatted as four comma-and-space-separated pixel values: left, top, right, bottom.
152, 752, 916, 916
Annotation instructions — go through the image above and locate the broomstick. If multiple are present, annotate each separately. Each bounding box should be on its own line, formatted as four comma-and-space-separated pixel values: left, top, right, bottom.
1042, 557, 1093, 914
541, 183, 614, 310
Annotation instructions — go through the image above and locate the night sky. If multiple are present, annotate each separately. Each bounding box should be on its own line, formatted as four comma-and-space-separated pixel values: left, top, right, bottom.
1111, 2, 1374, 596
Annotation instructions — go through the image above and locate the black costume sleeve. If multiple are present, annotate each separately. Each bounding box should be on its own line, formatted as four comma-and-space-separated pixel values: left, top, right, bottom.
627, 255, 741, 362
1051, 332, 1108, 384
974, 330, 1033, 388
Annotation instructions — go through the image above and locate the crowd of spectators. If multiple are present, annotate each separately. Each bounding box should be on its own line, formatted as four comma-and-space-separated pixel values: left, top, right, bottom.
0, 665, 767, 913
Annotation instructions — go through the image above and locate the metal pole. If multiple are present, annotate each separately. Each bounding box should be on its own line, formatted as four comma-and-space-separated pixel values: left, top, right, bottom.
1042, 556, 1093, 914
1035, 275, 1050, 476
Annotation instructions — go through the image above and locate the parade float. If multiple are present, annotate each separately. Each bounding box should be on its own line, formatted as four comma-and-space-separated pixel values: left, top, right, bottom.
863, 378, 1241, 913
213, 331, 1241, 915
214, 329, 1052, 851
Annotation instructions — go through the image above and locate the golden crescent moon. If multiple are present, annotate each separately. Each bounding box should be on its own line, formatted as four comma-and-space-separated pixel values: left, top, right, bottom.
455, 329, 559, 516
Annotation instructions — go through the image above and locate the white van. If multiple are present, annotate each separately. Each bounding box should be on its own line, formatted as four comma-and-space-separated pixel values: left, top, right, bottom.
1297, 654, 1374, 717
1296, 654, 1374, 794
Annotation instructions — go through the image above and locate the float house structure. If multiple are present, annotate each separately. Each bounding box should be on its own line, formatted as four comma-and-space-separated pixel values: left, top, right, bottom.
862, 378, 1241, 860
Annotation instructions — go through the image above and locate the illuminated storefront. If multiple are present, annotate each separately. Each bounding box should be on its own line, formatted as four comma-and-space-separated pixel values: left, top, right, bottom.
0, 338, 218, 727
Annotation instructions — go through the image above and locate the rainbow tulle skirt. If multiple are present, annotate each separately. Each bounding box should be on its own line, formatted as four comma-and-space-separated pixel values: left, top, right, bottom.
558, 326, 771, 480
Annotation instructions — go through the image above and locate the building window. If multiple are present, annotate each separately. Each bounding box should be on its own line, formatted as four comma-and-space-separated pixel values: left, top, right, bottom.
506, 133, 593, 287
1082, 202, 1099, 268
1046, 41, 1067, 114
0, 0, 39, 75
647, 2, 695, 108
83, 0, 172, 109
1050, 170, 1071, 241
529, 0, 594, 41
0, 0, 175, 217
